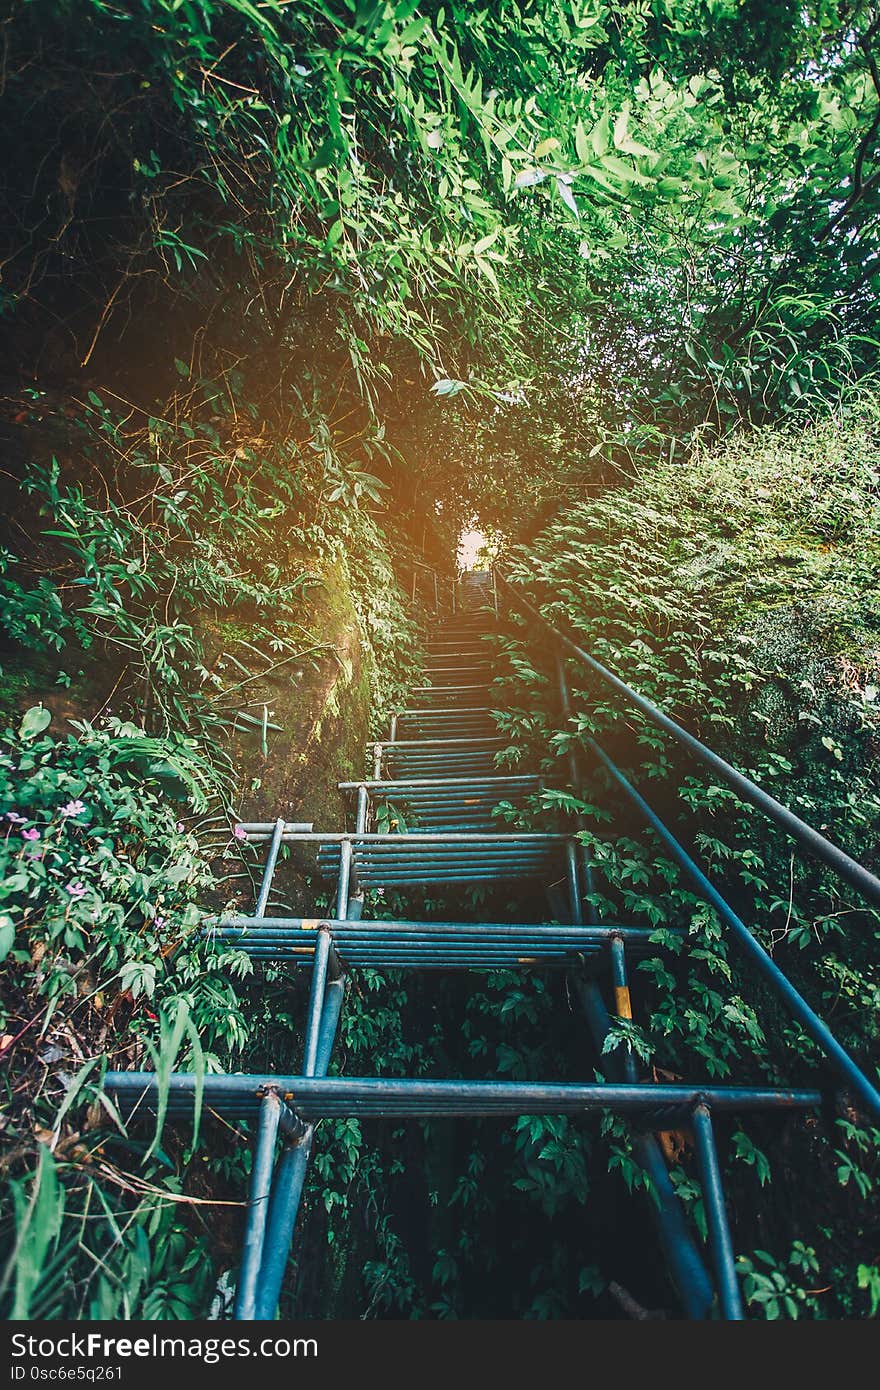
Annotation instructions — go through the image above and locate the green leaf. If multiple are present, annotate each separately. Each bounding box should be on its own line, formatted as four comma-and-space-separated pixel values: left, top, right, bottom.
19, 705, 52, 740
556, 176, 578, 218
0, 916, 14, 961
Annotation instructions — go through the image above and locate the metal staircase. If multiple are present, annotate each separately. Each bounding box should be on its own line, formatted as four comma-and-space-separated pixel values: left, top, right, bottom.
105, 567, 880, 1321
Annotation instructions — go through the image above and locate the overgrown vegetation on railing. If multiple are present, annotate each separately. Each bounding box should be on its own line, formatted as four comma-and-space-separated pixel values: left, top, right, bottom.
495, 398, 880, 1317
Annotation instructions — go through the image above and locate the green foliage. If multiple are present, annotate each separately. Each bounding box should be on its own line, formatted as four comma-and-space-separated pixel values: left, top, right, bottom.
3, 1147, 217, 1320
737, 1243, 823, 1320
499, 392, 880, 1316
0, 706, 257, 1319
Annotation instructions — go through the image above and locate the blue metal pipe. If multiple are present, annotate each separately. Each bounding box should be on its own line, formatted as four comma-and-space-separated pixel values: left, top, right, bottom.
323, 862, 558, 875
254, 818, 285, 919
326, 856, 558, 867
338, 776, 545, 790
373, 791, 513, 803
212, 939, 645, 952
302, 927, 331, 1076
590, 739, 880, 1125
609, 935, 638, 1083
575, 977, 714, 1319
329, 847, 564, 859
383, 761, 501, 773
225, 939, 599, 951
250, 977, 347, 1320
399, 705, 494, 715
249, 1128, 313, 1320
106, 1074, 823, 1115
692, 1104, 745, 1320
233, 956, 585, 968
334, 839, 352, 920
238, 960, 580, 970
307, 932, 591, 945
315, 849, 564, 861
269, 832, 571, 843
315, 978, 345, 1075
565, 840, 584, 925
233, 1090, 281, 1319
213, 919, 667, 940
216, 950, 575, 961
344, 873, 557, 885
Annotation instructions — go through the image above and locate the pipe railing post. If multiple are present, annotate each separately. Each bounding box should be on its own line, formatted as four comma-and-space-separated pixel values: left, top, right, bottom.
574, 977, 714, 1318
251, 1127, 314, 1320
555, 647, 596, 921
692, 1103, 745, 1320
302, 925, 332, 1076
252, 978, 348, 1319
234, 1089, 282, 1319
348, 785, 369, 922
609, 934, 638, 1083
254, 817, 285, 918
335, 836, 352, 921
565, 840, 584, 925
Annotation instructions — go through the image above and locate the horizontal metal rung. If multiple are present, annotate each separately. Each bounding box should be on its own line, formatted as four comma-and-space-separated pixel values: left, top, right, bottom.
209, 919, 667, 947
105, 1075, 824, 1122
422, 666, 492, 675
316, 847, 560, 859
329, 872, 556, 884
372, 737, 504, 749
246, 831, 571, 843
396, 708, 494, 718
339, 777, 546, 791
234, 822, 314, 833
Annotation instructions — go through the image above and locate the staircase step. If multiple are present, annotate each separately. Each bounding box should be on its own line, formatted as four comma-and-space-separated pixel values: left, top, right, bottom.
425, 640, 489, 651
408, 693, 493, 711
423, 651, 490, 662
315, 832, 569, 885
209, 918, 669, 968
340, 775, 545, 791
395, 717, 497, 739
373, 735, 508, 777
340, 776, 549, 826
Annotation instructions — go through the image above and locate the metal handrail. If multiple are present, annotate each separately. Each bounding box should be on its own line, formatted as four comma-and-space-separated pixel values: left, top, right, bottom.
497, 567, 880, 1122
495, 570, 880, 910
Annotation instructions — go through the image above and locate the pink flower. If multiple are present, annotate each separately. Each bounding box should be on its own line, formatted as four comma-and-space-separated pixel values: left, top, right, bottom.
65, 881, 87, 899
5, 811, 26, 825
59, 799, 86, 818
154, 915, 167, 929
21, 828, 40, 841
176, 822, 185, 833
232, 825, 247, 841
